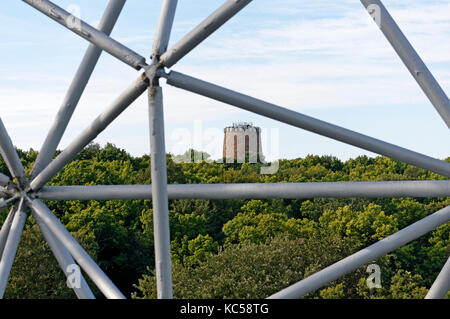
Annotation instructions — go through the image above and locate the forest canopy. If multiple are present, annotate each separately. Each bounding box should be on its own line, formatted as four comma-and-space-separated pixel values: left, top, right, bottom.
1, 143, 449, 299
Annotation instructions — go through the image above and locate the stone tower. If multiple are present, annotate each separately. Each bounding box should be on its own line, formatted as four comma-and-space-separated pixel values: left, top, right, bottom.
223, 122, 262, 163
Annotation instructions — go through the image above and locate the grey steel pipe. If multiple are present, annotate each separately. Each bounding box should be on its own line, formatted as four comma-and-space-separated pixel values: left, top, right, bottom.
22, 0, 146, 70
164, 71, 450, 178
425, 256, 450, 299
152, 0, 178, 59
268, 205, 450, 299
0, 199, 27, 298
148, 85, 173, 299
0, 196, 20, 211
0, 118, 27, 189
159, 0, 252, 68
32, 212, 95, 299
36, 180, 450, 201
0, 173, 10, 187
29, 76, 149, 192
27, 198, 125, 299
31, 0, 127, 178
0, 205, 17, 259
361, 0, 450, 129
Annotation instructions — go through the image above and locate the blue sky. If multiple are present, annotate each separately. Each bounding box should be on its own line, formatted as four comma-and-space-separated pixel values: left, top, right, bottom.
0, 0, 449, 161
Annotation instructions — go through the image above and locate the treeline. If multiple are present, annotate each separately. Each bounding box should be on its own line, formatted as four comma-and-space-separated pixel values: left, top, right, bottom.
0, 143, 449, 299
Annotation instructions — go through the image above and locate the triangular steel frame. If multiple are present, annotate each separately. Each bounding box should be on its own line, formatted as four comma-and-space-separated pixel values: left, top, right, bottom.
0, 0, 448, 299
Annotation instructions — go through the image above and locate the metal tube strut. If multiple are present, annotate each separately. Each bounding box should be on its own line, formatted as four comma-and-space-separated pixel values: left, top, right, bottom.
148, 85, 173, 299
163, 71, 450, 178
22, 0, 146, 70
361, 0, 450, 129
36, 180, 450, 201
0, 206, 17, 259
27, 198, 125, 299
29, 76, 149, 192
0, 118, 27, 189
159, 0, 252, 68
152, 0, 178, 59
31, 0, 127, 178
0, 173, 10, 187
0, 199, 27, 298
425, 256, 450, 299
33, 212, 95, 299
268, 205, 450, 299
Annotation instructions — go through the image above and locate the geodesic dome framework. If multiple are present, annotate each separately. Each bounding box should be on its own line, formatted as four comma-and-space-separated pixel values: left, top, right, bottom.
0, 0, 449, 299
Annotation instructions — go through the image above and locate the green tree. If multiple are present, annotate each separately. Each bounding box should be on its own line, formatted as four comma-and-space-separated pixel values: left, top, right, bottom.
5, 224, 81, 299
319, 204, 398, 246
133, 234, 362, 299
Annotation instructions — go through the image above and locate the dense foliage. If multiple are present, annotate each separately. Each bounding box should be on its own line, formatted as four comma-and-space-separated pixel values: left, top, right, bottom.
1, 143, 449, 299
